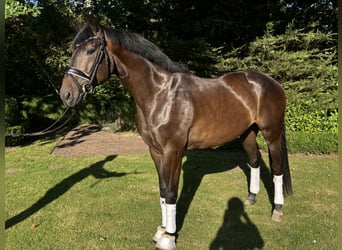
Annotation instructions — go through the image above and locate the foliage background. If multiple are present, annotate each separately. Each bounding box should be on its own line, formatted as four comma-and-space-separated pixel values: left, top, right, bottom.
5, 0, 338, 152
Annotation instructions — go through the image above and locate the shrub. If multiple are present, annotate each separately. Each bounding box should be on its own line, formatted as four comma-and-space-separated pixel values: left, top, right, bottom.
5, 96, 23, 127
289, 131, 337, 154
5, 125, 25, 146
257, 131, 337, 154
285, 102, 337, 133
5, 94, 72, 146
77, 78, 136, 131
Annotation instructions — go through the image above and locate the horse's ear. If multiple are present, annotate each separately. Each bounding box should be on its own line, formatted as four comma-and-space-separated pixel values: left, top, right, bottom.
89, 23, 101, 35
84, 14, 101, 34
69, 20, 84, 32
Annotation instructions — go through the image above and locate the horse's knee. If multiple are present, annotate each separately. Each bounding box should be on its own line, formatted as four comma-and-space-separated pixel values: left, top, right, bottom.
163, 191, 178, 204
249, 157, 260, 168
159, 185, 178, 204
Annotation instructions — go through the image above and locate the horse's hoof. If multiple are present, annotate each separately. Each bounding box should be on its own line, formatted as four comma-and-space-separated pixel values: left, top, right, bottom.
244, 193, 257, 205
155, 233, 176, 250
244, 198, 256, 206
271, 209, 283, 222
153, 226, 166, 244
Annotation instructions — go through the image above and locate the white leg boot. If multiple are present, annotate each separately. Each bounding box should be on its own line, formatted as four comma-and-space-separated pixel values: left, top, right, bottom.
249, 164, 260, 195
153, 198, 167, 243
245, 164, 260, 205
272, 174, 284, 222
156, 204, 176, 250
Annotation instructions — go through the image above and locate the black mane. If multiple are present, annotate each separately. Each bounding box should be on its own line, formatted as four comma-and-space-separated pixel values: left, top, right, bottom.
73, 24, 189, 74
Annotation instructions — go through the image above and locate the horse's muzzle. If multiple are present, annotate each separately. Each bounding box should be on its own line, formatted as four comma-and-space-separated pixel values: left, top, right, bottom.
59, 77, 84, 107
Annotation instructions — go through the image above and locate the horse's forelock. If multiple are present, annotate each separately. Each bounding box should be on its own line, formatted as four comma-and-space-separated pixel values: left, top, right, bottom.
72, 25, 94, 48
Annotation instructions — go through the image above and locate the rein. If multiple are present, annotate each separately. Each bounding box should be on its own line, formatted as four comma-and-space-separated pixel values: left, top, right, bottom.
65, 30, 111, 97
5, 107, 75, 139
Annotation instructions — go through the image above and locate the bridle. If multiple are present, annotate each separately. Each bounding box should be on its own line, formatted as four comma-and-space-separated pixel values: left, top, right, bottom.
65, 30, 111, 97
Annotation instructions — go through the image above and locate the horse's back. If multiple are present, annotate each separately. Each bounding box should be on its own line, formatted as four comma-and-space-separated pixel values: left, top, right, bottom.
186, 70, 285, 149
185, 71, 256, 148
222, 70, 284, 95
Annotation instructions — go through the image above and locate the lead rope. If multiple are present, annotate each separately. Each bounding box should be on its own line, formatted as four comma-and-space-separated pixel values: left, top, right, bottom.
5, 107, 75, 139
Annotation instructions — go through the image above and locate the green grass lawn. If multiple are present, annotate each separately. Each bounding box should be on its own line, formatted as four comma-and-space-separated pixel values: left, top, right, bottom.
5, 140, 337, 249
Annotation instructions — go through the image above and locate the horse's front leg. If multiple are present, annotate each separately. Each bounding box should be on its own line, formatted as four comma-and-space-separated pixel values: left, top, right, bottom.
150, 147, 183, 250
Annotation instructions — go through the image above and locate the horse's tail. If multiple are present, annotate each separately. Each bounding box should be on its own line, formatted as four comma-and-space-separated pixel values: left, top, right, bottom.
281, 126, 292, 196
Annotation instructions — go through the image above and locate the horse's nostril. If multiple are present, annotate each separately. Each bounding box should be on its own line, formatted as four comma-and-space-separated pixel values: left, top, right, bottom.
64, 90, 72, 101
60, 89, 75, 107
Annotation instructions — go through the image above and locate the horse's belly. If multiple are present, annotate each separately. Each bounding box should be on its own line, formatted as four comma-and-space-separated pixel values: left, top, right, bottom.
187, 117, 252, 150
187, 133, 238, 150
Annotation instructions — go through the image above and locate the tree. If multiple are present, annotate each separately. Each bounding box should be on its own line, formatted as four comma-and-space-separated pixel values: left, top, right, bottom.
5, 0, 41, 20
279, 0, 338, 33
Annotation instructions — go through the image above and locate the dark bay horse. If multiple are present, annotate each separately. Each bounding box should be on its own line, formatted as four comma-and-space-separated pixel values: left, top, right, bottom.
60, 24, 292, 250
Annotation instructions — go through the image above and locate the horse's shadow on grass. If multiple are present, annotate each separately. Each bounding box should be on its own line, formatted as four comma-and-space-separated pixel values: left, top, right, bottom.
177, 147, 273, 249
5, 155, 127, 229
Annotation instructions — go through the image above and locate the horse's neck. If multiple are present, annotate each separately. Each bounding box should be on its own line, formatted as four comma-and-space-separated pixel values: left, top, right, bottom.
109, 45, 169, 109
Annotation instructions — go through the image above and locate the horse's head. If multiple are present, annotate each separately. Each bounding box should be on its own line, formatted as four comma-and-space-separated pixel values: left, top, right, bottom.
60, 24, 111, 107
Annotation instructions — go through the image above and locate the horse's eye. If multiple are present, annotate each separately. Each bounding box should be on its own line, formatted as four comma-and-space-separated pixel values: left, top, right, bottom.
86, 48, 95, 55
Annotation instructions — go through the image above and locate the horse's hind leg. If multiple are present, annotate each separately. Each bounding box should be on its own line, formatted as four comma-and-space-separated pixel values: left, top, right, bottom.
241, 125, 261, 206
261, 127, 284, 222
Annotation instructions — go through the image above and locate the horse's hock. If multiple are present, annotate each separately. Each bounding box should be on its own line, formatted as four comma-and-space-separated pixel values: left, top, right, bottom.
52, 124, 149, 157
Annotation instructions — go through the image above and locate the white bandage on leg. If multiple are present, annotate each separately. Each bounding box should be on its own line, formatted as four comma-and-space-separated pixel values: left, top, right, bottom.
249, 164, 260, 194
166, 204, 177, 234
160, 197, 166, 228
273, 175, 284, 205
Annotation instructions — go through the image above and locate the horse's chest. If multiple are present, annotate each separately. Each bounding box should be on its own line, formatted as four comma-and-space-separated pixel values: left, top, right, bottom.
136, 101, 193, 150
